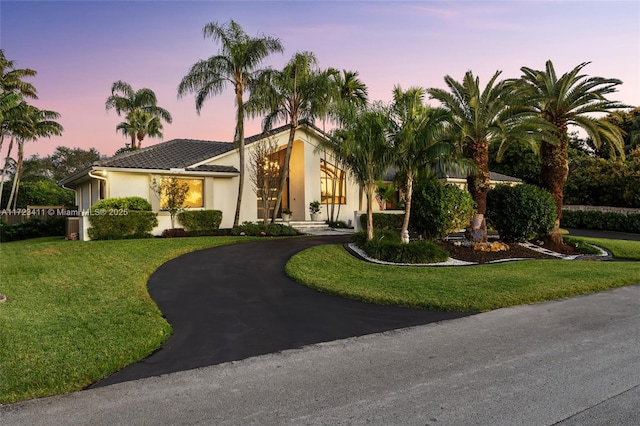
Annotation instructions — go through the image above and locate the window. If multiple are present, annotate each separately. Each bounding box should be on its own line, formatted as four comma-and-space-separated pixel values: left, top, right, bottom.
320, 159, 346, 204
160, 178, 204, 208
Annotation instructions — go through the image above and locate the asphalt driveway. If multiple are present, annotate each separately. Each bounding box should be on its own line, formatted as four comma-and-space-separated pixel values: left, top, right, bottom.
91, 235, 470, 388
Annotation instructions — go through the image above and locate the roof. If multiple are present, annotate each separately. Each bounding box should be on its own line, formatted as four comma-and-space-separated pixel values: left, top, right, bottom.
443, 171, 523, 183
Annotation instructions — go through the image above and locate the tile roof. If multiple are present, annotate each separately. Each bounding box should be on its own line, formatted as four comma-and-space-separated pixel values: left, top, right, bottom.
95, 122, 325, 171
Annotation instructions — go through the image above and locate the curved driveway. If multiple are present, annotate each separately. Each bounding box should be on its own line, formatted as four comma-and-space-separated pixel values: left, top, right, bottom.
92, 235, 469, 388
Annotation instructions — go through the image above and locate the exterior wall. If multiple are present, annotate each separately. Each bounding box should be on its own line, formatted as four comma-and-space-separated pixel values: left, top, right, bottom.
108, 172, 152, 201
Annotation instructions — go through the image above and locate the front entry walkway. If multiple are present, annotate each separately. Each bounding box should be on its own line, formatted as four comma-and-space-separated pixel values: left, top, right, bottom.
91, 235, 469, 388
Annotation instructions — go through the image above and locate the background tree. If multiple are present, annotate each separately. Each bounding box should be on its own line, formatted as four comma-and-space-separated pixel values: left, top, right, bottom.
116, 110, 164, 149
20, 146, 102, 182
247, 51, 329, 222
105, 80, 172, 150
514, 60, 626, 244
428, 70, 512, 242
178, 20, 283, 227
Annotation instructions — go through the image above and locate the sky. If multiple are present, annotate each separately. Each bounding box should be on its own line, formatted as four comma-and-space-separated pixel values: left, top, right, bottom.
1, 0, 639, 160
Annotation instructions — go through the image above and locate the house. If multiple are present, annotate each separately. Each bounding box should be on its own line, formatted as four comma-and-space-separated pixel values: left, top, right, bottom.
60, 122, 364, 240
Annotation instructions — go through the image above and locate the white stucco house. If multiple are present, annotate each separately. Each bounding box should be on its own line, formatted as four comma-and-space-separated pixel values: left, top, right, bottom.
60, 122, 367, 240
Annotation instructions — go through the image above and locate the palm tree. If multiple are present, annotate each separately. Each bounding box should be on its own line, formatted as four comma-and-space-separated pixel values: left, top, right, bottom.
428, 71, 512, 242
514, 60, 626, 243
389, 86, 459, 243
105, 80, 172, 150
116, 110, 163, 148
247, 51, 329, 222
178, 20, 283, 227
327, 102, 392, 240
5, 105, 63, 209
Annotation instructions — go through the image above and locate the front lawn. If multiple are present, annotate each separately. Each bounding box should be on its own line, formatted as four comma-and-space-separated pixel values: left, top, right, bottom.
285, 238, 640, 313
0, 235, 258, 404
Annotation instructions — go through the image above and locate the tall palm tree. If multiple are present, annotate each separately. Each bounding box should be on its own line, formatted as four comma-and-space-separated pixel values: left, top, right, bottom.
389, 86, 460, 243
428, 71, 512, 242
247, 51, 329, 222
514, 60, 626, 243
0, 49, 38, 155
5, 105, 62, 209
105, 80, 172, 150
116, 110, 163, 148
178, 20, 283, 227
327, 102, 392, 241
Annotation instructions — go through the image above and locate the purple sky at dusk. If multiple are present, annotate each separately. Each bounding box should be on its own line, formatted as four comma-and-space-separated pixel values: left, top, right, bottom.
2, 1, 639, 160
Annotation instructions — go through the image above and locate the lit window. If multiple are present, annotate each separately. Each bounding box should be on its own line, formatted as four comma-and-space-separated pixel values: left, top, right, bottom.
320, 159, 346, 204
160, 178, 203, 208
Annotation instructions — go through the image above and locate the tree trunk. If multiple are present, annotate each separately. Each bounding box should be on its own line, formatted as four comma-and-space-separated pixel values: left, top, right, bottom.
233, 87, 245, 228
400, 172, 413, 244
465, 140, 490, 242
366, 181, 375, 241
0, 135, 15, 209
7, 138, 24, 210
271, 121, 297, 223
540, 137, 569, 245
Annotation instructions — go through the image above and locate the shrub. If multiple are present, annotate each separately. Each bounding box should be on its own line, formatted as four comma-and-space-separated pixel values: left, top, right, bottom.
359, 212, 404, 231
410, 178, 476, 239
87, 197, 157, 240
486, 184, 557, 242
561, 210, 640, 233
353, 230, 449, 264
177, 210, 223, 231
0, 217, 66, 242
230, 222, 300, 237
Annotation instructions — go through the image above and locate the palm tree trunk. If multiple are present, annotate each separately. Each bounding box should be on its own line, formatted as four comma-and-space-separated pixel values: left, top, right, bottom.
0, 135, 15, 209
465, 140, 490, 242
7, 138, 23, 210
233, 88, 245, 228
271, 122, 297, 223
366, 181, 375, 241
540, 138, 569, 245
400, 172, 413, 244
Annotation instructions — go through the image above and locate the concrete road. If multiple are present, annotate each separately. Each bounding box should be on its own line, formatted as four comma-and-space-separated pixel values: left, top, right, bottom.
2, 285, 639, 425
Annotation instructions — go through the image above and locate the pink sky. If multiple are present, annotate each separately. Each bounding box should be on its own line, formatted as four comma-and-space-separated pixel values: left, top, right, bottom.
2, 1, 639, 161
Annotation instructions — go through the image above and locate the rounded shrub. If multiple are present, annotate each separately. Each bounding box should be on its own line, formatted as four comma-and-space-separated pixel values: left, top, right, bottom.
177, 210, 223, 231
486, 184, 557, 242
87, 196, 157, 240
410, 177, 476, 239
353, 229, 449, 264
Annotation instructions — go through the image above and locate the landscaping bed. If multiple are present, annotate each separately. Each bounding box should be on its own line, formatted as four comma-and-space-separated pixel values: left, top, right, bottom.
438, 240, 562, 263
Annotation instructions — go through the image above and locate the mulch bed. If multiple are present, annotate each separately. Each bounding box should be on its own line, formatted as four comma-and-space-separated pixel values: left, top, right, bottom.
438, 240, 576, 264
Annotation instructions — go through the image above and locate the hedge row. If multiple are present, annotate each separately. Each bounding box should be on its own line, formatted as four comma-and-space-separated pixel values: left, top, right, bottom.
359, 212, 404, 231
353, 229, 449, 264
0, 218, 65, 242
561, 210, 640, 234
177, 210, 222, 231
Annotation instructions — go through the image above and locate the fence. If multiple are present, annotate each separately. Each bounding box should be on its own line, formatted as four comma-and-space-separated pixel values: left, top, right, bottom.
1, 205, 78, 225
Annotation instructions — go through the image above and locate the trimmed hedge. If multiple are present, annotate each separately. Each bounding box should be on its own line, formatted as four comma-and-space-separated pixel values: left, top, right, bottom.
486, 184, 557, 242
230, 222, 300, 237
87, 197, 157, 240
353, 230, 449, 264
561, 210, 640, 234
177, 210, 223, 231
359, 212, 404, 231
0, 217, 65, 242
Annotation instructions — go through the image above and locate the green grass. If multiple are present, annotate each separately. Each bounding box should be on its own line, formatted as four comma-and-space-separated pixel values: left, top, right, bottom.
564, 236, 640, 260
0, 235, 259, 404
285, 242, 640, 313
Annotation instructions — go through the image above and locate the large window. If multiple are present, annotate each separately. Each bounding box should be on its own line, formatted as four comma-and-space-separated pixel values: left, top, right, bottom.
320, 159, 346, 204
160, 178, 204, 208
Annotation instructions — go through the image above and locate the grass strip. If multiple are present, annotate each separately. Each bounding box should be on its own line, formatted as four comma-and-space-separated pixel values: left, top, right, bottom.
0, 235, 259, 404
286, 243, 640, 313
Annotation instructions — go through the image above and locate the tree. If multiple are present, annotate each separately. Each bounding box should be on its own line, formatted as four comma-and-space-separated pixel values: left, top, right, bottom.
178, 20, 283, 227
116, 110, 164, 148
389, 86, 463, 243
428, 70, 513, 242
105, 80, 172, 150
326, 103, 392, 241
247, 51, 330, 222
151, 177, 190, 229
20, 146, 102, 182
249, 137, 281, 224
514, 60, 626, 243
4, 105, 63, 209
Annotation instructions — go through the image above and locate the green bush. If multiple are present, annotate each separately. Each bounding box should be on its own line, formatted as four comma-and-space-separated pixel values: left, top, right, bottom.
486, 184, 557, 242
0, 217, 65, 242
230, 222, 300, 237
410, 178, 476, 239
561, 210, 640, 233
177, 210, 223, 231
359, 212, 404, 231
87, 197, 157, 240
353, 230, 449, 264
